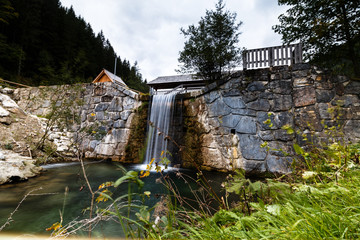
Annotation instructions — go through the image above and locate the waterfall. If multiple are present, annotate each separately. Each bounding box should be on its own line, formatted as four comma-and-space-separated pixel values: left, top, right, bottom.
144, 93, 177, 164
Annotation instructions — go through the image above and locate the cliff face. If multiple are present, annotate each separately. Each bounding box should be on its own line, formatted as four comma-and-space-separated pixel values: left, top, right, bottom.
180, 64, 360, 174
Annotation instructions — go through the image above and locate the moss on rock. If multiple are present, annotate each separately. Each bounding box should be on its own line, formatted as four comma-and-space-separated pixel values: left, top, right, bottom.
181, 99, 205, 168
123, 101, 149, 163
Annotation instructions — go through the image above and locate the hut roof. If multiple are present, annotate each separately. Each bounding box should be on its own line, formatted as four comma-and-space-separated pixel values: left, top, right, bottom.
93, 69, 127, 86
147, 74, 205, 90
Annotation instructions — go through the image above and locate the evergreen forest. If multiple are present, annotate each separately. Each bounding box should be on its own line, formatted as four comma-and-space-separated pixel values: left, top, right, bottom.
0, 0, 149, 93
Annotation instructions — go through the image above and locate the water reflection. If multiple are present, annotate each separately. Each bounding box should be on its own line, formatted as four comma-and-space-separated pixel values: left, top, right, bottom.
0, 161, 228, 238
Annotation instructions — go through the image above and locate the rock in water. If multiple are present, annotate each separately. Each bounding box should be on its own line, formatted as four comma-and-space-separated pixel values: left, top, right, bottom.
0, 150, 43, 185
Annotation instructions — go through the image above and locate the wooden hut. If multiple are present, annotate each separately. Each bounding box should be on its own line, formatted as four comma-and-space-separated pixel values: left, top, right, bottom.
92, 69, 127, 87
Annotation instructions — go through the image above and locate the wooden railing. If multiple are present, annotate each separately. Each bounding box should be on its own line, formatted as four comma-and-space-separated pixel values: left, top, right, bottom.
242, 43, 303, 70
164, 83, 205, 95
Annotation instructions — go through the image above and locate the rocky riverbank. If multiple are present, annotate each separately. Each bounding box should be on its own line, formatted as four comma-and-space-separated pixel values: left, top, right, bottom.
0, 86, 44, 184
0, 149, 43, 184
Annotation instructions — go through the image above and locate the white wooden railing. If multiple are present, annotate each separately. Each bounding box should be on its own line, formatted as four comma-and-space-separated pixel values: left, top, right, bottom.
242, 43, 303, 70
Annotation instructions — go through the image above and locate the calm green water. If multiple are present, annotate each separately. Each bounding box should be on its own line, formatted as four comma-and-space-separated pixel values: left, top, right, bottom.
0, 161, 228, 238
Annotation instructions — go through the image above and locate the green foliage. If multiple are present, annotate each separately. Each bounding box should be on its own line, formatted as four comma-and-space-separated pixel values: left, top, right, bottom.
0, 0, 18, 25
178, 0, 242, 83
4, 142, 13, 150
0, 0, 148, 92
273, 0, 360, 77
183, 170, 360, 240
90, 166, 151, 238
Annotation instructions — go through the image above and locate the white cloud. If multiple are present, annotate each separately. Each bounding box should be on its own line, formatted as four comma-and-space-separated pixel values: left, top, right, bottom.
60, 0, 287, 81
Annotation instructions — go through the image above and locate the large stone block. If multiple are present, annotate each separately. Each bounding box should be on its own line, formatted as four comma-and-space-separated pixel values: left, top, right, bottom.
344, 120, 360, 140
257, 111, 276, 130
125, 113, 135, 128
208, 99, 232, 117
108, 97, 123, 112
123, 89, 138, 99
241, 92, 259, 103
123, 97, 136, 110
95, 143, 115, 156
114, 143, 126, 156
89, 140, 100, 151
95, 111, 108, 121
316, 89, 335, 103
201, 147, 228, 170
236, 116, 257, 134
268, 80, 292, 94
201, 134, 218, 148
215, 134, 239, 148
220, 114, 240, 128
106, 86, 123, 97
95, 103, 109, 112
247, 98, 270, 111
112, 129, 131, 143
223, 96, 246, 109
272, 95, 292, 111
266, 155, 292, 174
113, 120, 126, 128
243, 160, 266, 173
238, 134, 267, 160
293, 87, 316, 107
274, 111, 293, 128
109, 112, 121, 120
259, 130, 275, 141
204, 90, 220, 104
120, 110, 132, 120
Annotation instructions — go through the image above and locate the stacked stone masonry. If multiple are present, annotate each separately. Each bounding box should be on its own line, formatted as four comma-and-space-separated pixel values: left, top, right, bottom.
13, 82, 142, 161
11, 64, 360, 174
181, 64, 360, 174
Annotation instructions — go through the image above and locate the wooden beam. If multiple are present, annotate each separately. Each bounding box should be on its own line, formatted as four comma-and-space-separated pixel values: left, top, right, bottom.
0, 78, 31, 88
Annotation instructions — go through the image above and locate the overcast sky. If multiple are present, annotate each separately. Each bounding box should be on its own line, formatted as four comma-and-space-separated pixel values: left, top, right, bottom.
59, 0, 288, 81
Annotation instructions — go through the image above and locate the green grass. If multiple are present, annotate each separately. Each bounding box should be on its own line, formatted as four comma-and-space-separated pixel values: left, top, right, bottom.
152, 168, 360, 240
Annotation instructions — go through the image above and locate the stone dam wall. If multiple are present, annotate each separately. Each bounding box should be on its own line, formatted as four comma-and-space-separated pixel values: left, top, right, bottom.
13, 82, 147, 162
178, 64, 360, 174
11, 64, 360, 174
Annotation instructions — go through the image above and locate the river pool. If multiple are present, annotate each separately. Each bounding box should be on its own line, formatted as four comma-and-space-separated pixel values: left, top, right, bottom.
0, 161, 228, 238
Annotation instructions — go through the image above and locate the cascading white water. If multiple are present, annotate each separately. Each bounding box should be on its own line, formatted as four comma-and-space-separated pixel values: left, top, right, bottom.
144, 93, 177, 164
